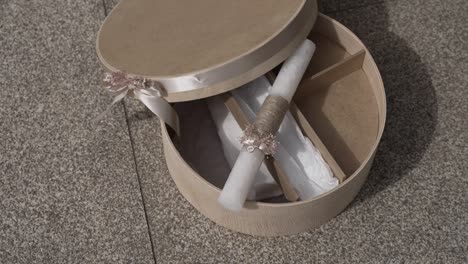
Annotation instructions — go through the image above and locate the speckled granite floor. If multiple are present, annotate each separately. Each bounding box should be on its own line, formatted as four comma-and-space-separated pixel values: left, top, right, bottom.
1, 0, 466, 263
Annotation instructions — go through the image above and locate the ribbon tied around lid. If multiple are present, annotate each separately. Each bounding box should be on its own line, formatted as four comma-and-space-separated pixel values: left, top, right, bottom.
98, 71, 180, 136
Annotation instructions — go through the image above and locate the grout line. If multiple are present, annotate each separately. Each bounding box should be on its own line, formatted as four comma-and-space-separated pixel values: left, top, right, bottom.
122, 101, 158, 264
101, 0, 157, 263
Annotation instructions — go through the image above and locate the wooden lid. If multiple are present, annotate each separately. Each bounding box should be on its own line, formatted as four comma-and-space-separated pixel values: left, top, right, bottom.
97, 0, 318, 102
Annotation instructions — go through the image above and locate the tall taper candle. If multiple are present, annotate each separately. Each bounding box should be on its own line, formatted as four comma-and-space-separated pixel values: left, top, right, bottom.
218, 40, 316, 211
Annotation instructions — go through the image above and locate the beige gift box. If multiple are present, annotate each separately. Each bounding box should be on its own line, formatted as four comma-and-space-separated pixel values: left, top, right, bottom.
97, 0, 386, 236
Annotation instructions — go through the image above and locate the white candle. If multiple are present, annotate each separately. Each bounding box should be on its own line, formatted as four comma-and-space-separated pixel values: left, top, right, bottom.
270, 40, 315, 102
218, 40, 316, 211
218, 146, 265, 211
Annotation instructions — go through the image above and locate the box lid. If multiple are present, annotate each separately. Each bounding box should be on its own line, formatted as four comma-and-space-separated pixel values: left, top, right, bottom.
97, 0, 317, 102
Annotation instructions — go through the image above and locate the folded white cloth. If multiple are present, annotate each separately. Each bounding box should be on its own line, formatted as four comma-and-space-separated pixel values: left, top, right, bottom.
208, 76, 339, 201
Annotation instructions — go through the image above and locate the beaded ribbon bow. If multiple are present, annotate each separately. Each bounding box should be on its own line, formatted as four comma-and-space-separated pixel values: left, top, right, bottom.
98, 71, 180, 136
239, 125, 278, 156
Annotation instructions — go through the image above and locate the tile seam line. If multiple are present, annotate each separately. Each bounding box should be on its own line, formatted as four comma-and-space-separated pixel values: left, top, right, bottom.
122, 101, 158, 264
101, 0, 157, 263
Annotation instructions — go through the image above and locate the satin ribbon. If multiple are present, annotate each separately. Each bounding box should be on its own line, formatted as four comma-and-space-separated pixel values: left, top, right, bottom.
97, 71, 180, 136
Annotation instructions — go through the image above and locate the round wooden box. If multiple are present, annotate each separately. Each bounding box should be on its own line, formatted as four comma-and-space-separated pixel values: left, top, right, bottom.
161, 14, 386, 236
97, 0, 386, 236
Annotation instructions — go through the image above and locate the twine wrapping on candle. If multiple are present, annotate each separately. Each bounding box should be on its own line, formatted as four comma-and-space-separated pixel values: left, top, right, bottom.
254, 95, 290, 134
239, 95, 289, 155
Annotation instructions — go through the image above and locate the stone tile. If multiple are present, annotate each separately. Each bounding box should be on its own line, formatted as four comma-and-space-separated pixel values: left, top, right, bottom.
320, 0, 389, 13
318, 0, 340, 13
339, 0, 386, 12
0, 1, 154, 263
118, 0, 467, 263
